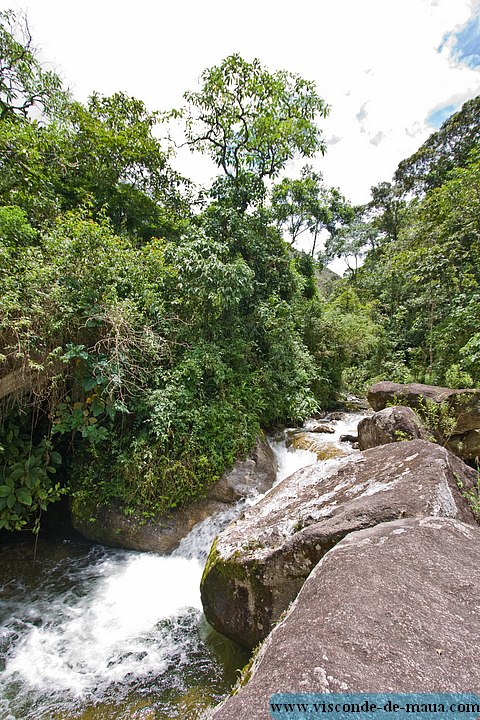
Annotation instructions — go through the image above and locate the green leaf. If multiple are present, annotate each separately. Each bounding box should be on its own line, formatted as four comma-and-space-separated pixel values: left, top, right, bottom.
16, 488, 32, 506
82, 377, 99, 391
0, 485, 11, 497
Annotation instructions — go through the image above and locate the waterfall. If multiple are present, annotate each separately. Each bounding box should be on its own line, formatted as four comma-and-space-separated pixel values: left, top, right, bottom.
0, 409, 365, 720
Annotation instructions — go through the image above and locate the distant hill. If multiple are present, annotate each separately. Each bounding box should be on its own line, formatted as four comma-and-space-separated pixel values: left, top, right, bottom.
316, 266, 341, 297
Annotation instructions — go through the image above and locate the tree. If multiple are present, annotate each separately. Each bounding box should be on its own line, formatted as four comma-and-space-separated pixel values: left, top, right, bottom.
59, 92, 187, 240
181, 54, 329, 209
0, 90, 187, 238
270, 166, 324, 245
0, 10, 65, 121
394, 95, 480, 195
367, 181, 406, 244
324, 217, 374, 278
270, 165, 353, 254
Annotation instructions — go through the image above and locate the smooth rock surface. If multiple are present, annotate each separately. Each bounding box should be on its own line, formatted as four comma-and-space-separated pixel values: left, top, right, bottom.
201, 439, 476, 648
71, 437, 276, 553
358, 406, 431, 450
213, 517, 480, 719
367, 381, 480, 433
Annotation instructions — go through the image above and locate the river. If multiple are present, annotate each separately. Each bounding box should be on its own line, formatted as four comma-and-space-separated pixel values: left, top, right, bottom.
0, 412, 364, 720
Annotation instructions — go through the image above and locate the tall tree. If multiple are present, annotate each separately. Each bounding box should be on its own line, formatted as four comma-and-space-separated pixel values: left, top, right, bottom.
366, 181, 407, 244
0, 10, 65, 121
180, 54, 329, 209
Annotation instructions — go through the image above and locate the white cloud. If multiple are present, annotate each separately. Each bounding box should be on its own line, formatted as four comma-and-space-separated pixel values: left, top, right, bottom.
3, 0, 479, 204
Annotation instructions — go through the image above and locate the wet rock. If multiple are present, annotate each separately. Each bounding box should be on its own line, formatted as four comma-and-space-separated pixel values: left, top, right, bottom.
201, 440, 476, 649
344, 395, 370, 411
207, 438, 277, 503
308, 423, 335, 434
340, 433, 358, 444
213, 517, 480, 719
70, 437, 276, 553
286, 432, 347, 460
357, 406, 431, 450
328, 411, 345, 421
367, 381, 480, 433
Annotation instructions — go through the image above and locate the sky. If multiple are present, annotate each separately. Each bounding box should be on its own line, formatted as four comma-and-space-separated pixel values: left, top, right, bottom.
3, 0, 480, 207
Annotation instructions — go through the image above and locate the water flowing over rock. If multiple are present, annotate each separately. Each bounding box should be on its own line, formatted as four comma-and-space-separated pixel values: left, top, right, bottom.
286, 431, 347, 460
201, 439, 476, 649
357, 405, 431, 450
213, 517, 480, 719
70, 437, 276, 553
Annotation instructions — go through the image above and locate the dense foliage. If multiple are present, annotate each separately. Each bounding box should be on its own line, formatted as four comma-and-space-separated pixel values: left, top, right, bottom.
0, 15, 364, 532
328, 97, 480, 392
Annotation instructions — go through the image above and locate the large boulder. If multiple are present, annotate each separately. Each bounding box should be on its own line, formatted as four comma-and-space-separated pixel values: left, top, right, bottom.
201, 439, 476, 649
213, 518, 480, 719
367, 381, 480, 433
71, 437, 276, 553
357, 406, 431, 450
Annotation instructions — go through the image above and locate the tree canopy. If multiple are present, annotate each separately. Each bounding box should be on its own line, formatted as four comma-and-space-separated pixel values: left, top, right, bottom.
394, 96, 480, 195
0, 25, 362, 534
181, 54, 329, 208
0, 9, 65, 121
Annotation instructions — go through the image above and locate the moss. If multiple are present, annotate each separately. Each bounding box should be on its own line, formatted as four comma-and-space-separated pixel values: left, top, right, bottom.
201, 540, 276, 648
230, 642, 262, 695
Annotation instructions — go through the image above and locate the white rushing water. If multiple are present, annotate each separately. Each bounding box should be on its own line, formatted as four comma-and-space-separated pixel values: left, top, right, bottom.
0, 409, 365, 720
0, 507, 243, 718
269, 410, 365, 484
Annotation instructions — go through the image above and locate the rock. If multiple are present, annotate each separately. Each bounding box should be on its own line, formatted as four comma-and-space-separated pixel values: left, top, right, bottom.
286, 432, 347, 460
201, 440, 476, 649
213, 518, 480, 719
307, 423, 335, 434
367, 381, 480, 433
344, 395, 370, 411
328, 411, 345, 421
71, 436, 277, 553
447, 429, 480, 460
70, 496, 228, 554
207, 438, 277, 503
357, 406, 431, 450
340, 433, 358, 444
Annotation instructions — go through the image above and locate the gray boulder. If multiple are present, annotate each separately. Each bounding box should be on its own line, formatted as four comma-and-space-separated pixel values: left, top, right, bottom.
71, 436, 276, 553
367, 381, 480, 433
201, 439, 476, 648
213, 517, 480, 719
357, 405, 431, 450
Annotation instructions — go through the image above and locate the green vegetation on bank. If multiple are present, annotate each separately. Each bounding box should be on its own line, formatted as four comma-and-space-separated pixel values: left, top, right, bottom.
327, 95, 479, 393
0, 13, 369, 531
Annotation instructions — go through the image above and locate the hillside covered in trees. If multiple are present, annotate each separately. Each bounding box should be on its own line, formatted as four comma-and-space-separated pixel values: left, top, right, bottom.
0, 9, 478, 534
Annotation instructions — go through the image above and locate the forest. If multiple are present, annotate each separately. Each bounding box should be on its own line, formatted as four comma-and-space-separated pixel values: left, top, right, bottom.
0, 9, 478, 534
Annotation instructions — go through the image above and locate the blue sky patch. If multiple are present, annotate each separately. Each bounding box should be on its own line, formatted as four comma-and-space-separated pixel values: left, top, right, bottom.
426, 104, 457, 129
439, 10, 480, 69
